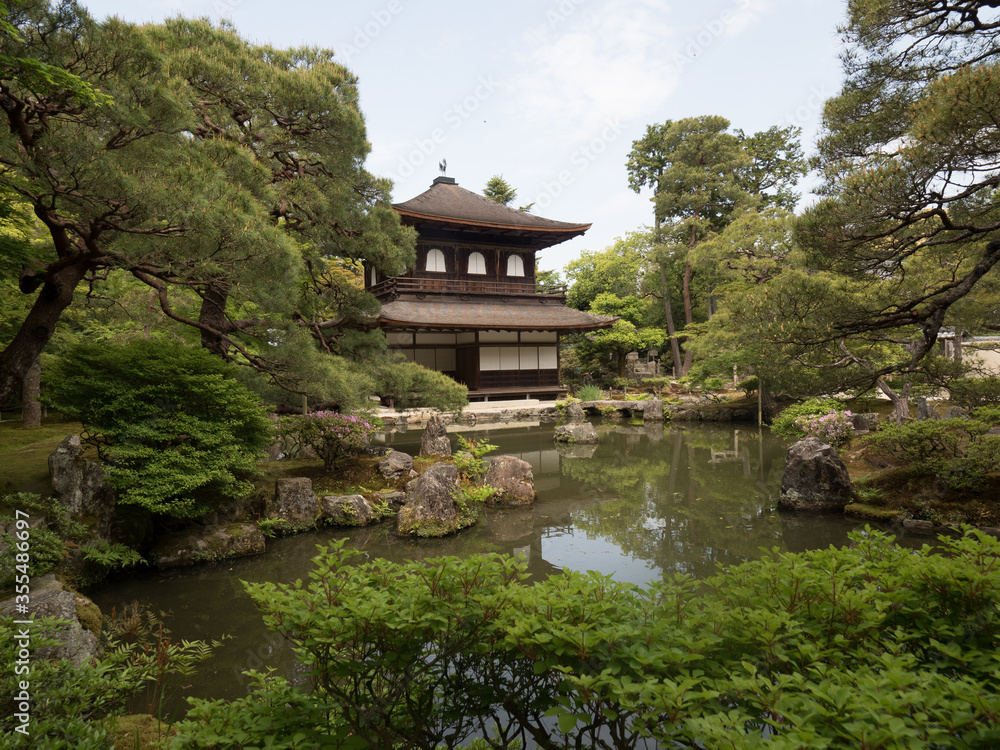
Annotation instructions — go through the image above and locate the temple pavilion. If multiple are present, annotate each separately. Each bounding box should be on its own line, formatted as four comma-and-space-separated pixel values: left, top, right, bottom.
367, 176, 616, 401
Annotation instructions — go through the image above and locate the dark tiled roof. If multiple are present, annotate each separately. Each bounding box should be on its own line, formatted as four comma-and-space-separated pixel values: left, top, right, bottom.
393, 178, 590, 246
378, 298, 617, 332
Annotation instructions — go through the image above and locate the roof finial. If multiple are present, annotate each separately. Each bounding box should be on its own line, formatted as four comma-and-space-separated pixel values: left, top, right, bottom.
439, 158, 447, 175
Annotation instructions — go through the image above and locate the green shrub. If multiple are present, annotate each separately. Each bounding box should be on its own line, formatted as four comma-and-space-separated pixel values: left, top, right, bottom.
45, 340, 272, 518
737, 375, 759, 397
864, 416, 1000, 490
170, 529, 1000, 749
453, 435, 497, 482
575, 384, 604, 402
948, 376, 1000, 409
770, 398, 847, 440
702, 376, 725, 391
0, 492, 87, 587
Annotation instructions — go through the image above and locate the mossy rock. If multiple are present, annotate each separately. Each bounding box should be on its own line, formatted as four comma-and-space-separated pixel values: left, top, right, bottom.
112, 714, 173, 749
74, 596, 103, 636
844, 503, 906, 523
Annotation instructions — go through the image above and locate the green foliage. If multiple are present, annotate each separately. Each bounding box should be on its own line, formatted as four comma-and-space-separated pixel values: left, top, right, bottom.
702, 376, 724, 391
45, 340, 271, 519
737, 375, 758, 397
948, 376, 1000, 409
171, 529, 1000, 749
80, 541, 145, 572
453, 435, 497, 482
365, 356, 468, 413
0, 492, 87, 587
574, 384, 603, 402
770, 398, 847, 441
864, 416, 1000, 491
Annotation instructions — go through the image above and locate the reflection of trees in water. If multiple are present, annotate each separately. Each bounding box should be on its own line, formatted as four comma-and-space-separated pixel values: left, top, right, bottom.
563, 424, 789, 578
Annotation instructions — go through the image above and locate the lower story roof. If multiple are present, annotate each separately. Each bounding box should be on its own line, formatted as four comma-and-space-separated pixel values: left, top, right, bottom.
376, 298, 617, 332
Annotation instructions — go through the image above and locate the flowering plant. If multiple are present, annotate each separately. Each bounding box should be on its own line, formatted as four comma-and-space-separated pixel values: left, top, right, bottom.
794, 409, 854, 447
282, 411, 384, 471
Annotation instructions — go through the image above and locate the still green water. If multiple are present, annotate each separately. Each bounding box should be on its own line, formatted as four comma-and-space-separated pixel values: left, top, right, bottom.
90, 420, 879, 710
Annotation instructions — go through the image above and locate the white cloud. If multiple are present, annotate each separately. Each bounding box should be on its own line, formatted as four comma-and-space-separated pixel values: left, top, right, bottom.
508, 0, 680, 144
723, 0, 770, 37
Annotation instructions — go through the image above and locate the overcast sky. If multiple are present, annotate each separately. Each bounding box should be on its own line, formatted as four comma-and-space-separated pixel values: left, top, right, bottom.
80, 0, 847, 274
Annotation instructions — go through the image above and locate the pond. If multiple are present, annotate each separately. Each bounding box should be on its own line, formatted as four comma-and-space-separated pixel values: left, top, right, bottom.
89, 420, 887, 711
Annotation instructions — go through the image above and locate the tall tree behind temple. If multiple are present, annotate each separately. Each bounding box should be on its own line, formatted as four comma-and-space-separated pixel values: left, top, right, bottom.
627, 117, 804, 376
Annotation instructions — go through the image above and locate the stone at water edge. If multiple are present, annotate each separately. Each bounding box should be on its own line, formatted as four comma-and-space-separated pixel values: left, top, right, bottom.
779, 437, 854, 512
483, 455, 536, 506
564, 401, 586, 423
642, 399, 664, 422
320, 494, 376, 527
269, 477, 319, 523
397, 462, 470, 537
553, 422, 599, 445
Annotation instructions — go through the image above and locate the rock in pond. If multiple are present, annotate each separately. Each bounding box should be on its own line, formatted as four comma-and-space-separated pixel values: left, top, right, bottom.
397, 463, 475, 537
420, 415, 453, 457
483, 455, 536, 506
152, 523, 266, 569
778, 437, 853, 512
554, 422, 599, 445
321, 494, 376, 527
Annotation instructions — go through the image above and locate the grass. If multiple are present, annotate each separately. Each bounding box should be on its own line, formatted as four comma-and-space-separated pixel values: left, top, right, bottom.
0, 413, 87, 497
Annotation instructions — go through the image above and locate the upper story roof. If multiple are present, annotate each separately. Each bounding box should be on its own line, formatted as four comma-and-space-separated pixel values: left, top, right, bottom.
392, 177, 590, 249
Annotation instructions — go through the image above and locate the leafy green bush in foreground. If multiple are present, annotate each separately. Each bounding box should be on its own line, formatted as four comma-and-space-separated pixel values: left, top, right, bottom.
170, 529, 1000, 749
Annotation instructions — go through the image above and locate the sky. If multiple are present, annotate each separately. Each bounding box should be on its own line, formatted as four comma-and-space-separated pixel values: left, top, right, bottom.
80, 0, 848, 275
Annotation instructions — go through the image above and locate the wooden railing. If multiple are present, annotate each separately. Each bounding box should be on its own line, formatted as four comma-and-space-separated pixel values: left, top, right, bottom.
370, 277, 567, 300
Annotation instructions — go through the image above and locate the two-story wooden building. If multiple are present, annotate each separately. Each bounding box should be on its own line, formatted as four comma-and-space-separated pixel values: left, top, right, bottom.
367, 176, 616, 401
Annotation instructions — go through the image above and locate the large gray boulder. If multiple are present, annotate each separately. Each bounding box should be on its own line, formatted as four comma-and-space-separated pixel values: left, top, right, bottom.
151, 523, 266, 568
420, 416, 452, 457
378, 450, 414, 479
564, 401, 586, 423
779, 437, 854, 512
642, 399, 664, 422
483, 455, 536, 506
1, 575, 101, 667
48, 435, 115, 537
554, 422, 599, 444
321, 494, 376, 527
270, 477, 319, 523
850, 412, 880, 434
397, 463, 474, 537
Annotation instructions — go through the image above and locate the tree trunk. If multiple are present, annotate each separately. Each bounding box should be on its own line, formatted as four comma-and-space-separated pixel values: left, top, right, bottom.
758, 378, 780, 424
198, 281, 232, 357
658, 266, 683, 378
0, 262, 90, 404
680, 259, 694, 376
21, 357, 41, 428
877, 378, 911, 423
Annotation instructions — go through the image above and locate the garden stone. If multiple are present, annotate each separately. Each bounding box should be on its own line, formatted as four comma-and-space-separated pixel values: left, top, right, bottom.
0, 575, 100, 667
850, 412, 880, 434
375, 490, 407, 510
564, 401, 585, 423
48, 435, 115, 538
420, 415, 452, 457
778, 437, 853, 512
916, 397, 939, 420
270, 477, 319, 523
943, 406, 969, 419
152, 523, 266, 568
378, 450, 413, 479
321, 494, 375, 526
554, 422, 599, 444
397, 463, 470, 537
483, 455, 536, 506
642, 399, 664, 422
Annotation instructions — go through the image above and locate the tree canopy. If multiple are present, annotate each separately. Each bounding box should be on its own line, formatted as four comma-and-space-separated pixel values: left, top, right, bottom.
0, 2, 439, 411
